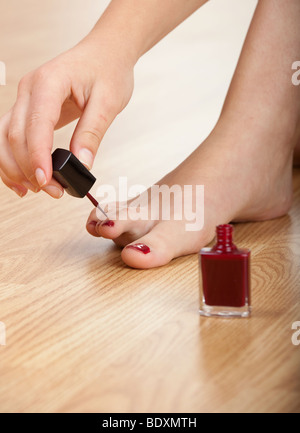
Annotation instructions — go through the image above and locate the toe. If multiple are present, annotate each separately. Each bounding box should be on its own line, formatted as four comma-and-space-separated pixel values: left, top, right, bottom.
86, 209, 101, 237
121, 228, 174, 269
86, 205, 156, 245
121, 222, 189, 269
86, 220, 100, 237
121, 220, 215, 269
96, 217, 154, 245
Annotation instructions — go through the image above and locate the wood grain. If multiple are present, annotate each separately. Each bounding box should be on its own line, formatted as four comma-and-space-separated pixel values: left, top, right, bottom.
0, 0, 299, 413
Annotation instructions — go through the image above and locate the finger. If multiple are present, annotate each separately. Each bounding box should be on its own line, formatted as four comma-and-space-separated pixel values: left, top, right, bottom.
0, 168, 28, 198
55, 98, 82, 130
25, 71, 69, 188
9, 91, 39, 188
7, 97, 64, 199
41, 177, 64, 199
0, 112, 39, 193
70, 88, 115, 170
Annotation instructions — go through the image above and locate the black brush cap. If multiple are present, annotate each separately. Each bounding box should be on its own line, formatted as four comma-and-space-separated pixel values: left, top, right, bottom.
52, 148, 96, 198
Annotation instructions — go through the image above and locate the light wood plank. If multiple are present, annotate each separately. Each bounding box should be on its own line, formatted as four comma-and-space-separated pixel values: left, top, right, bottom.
0, 0, 299, 413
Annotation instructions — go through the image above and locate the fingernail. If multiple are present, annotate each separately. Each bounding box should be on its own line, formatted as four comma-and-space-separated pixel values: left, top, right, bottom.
11, 187, 26, 198
125, 243, 151, 254
23, 181, 40, 193
35, 168, 47, 187
101, 220, 115, 227
43, 185, 64, 199
78, 148, 94, 170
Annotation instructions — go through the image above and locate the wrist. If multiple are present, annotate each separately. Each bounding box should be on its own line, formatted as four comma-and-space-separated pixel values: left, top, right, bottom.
84, 10, 144, 68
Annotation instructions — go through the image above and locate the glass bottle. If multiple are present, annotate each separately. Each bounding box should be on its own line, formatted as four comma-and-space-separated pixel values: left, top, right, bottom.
199, 224, 251, 318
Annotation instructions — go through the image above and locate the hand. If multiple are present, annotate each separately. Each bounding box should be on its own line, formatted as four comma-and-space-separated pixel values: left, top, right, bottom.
0, 38, 134, 198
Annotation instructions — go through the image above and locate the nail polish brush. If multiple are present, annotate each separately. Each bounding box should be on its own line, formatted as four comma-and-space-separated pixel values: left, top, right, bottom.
51, 148, 108, 219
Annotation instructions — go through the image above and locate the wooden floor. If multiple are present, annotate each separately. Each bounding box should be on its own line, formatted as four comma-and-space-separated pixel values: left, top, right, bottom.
0, 0, 299, 413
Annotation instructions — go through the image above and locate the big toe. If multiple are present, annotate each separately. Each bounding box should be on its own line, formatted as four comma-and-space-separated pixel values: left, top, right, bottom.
121, 221, 211, 269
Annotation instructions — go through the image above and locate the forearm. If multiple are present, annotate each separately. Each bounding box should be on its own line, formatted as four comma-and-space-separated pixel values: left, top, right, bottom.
86, 0, 208, 65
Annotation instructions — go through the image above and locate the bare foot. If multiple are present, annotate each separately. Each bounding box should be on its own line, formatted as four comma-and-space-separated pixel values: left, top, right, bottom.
87, 0, 300, 269
86, 117, 297, 268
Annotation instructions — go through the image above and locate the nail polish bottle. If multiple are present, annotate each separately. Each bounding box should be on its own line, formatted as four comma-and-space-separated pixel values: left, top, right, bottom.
51, 148, 108, 218
199, 224, 251, 318
52, 148, 96, 198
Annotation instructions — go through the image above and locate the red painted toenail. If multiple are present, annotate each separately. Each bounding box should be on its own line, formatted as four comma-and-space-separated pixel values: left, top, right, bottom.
102, 220, 115, 227
125, 243, 151, 254
88, 221, 98, 227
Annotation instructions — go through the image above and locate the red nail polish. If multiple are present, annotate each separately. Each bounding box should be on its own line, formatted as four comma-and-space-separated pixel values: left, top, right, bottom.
125, 243, 151, 254
102, 220, 115, 227
88, 220, 97, 227
199, 224, 251, 318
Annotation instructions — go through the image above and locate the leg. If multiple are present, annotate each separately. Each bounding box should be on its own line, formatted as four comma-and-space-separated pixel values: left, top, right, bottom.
87, 0, 300, 268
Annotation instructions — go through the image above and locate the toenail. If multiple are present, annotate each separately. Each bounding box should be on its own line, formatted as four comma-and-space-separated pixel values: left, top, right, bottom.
88, 221, 98, 227
125, 243, 151, 254
101, 220, 115, 227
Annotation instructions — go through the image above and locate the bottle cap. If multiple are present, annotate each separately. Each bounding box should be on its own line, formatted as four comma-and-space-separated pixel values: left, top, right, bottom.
52, 148, 96, 198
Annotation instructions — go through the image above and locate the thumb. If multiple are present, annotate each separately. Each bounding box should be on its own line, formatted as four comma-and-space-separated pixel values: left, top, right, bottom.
70, 91, 116, 170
